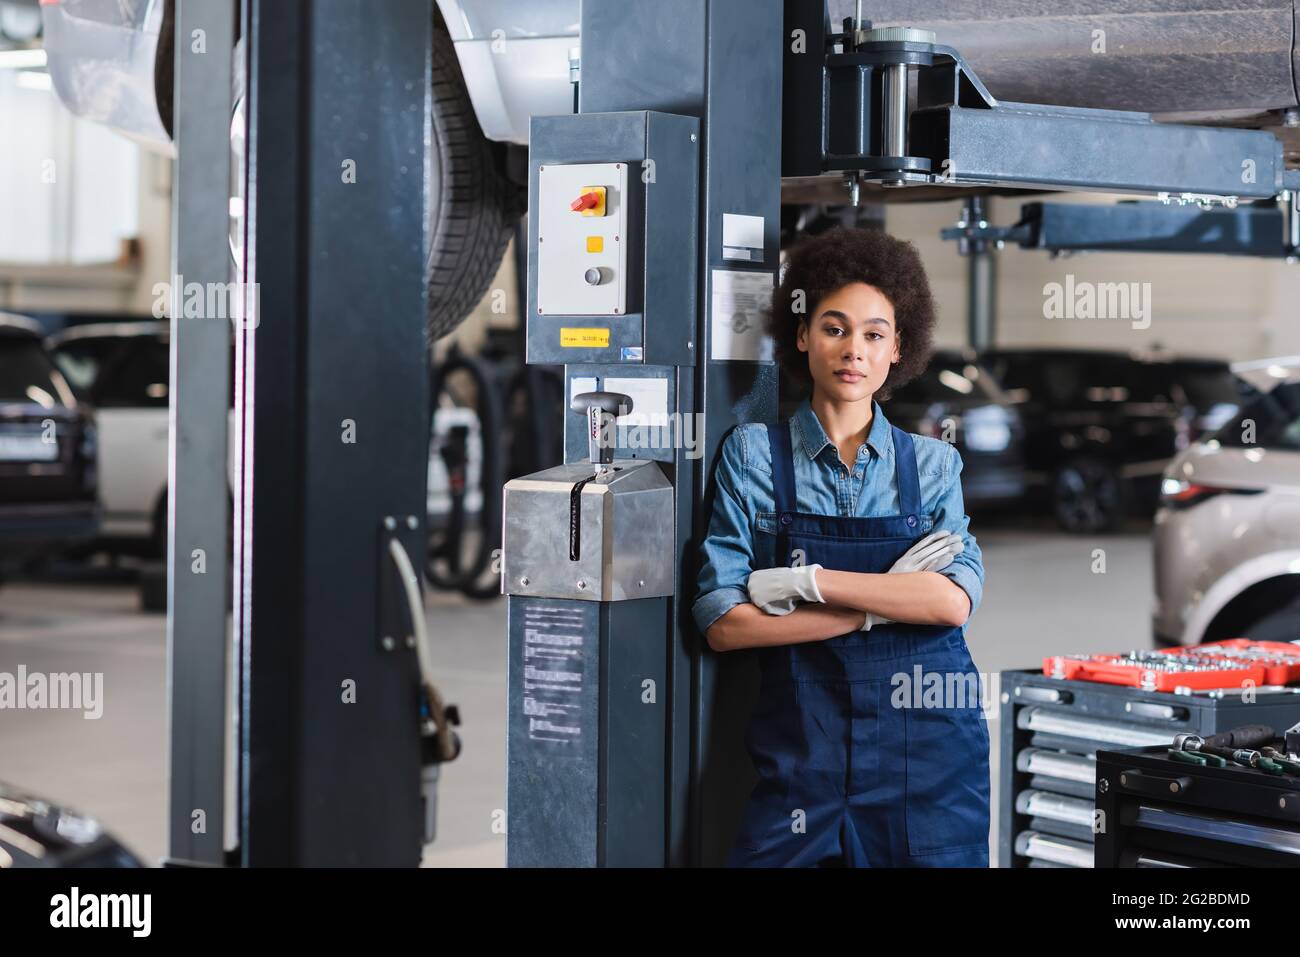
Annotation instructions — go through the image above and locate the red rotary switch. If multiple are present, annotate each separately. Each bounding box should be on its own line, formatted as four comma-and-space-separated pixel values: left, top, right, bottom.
570, 191, 601, 212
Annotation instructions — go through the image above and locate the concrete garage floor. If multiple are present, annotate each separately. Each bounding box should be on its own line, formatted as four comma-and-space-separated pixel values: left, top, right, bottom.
0, 518, 1157, 867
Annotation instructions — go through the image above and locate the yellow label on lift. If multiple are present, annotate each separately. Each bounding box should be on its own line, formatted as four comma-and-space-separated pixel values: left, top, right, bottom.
560, 327, 610, 348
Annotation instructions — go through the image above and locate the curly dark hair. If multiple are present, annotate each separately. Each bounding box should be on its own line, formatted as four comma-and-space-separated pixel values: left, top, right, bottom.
768, 227, 936, 401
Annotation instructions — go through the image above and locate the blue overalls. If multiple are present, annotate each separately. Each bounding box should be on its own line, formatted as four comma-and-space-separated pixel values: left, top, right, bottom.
725, 420, 990, 867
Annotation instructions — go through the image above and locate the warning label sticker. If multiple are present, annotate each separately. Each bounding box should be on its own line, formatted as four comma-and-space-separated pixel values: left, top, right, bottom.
521, 603, 587, 745
560, 327, 611, 348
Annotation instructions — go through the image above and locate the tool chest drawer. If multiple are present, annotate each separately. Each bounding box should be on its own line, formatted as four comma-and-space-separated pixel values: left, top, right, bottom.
1095, 745, 1300, 867
998, 669, 1300, 868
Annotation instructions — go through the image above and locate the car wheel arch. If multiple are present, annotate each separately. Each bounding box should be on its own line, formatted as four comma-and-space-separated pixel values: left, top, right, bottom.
1183, 553, 1300, 645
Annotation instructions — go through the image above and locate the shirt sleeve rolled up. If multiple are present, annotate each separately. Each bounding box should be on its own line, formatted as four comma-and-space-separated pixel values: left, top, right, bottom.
930, 442, 985, 618
692, 428, 755, 637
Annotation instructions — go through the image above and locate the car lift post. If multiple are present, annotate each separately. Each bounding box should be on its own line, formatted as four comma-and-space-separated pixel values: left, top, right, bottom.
962, 194, 997, 350
165, 0, 235, 868
503, 0, 784, 868
231, 0, 433, 865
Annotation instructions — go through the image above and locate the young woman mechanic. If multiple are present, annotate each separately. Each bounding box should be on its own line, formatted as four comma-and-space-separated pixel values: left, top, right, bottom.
693, 227, 990, 868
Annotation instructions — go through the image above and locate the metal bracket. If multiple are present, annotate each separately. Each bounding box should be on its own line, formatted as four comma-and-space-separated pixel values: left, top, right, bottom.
783, 0, 1298, 203
378, 515, 424, 653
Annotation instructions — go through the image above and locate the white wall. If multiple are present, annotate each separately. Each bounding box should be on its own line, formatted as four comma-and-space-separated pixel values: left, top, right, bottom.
0, 70, 139, 263
0, 68, 171, 317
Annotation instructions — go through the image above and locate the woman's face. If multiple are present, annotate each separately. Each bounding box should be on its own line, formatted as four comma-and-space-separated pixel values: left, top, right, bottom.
796, 282, 901, 403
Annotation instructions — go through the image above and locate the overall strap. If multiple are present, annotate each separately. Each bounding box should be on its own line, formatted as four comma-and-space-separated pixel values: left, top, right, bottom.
768, 420, 798, 515
768, 420, 798, 566
891, 426, 922, 518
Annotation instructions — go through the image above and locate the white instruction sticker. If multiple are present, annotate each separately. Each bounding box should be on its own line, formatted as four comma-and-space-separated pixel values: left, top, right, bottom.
711, 269, 775, 362
604, 377, 669, 427
722, 213, 765, 250
569, 377, 599, 403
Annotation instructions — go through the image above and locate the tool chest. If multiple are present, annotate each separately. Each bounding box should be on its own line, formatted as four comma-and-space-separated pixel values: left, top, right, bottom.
1095, 744, 1300, 866
998, 668, 1300, 868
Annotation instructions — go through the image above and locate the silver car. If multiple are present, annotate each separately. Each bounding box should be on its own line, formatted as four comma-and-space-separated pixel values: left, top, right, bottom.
1152, 357, 1300, 646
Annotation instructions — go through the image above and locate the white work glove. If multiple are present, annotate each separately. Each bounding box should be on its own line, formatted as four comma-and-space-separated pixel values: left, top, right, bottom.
861, 531, 964, 631
746, 563, 825, 616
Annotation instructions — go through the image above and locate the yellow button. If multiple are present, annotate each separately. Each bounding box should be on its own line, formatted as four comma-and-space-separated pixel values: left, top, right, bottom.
586, 236, 604, 254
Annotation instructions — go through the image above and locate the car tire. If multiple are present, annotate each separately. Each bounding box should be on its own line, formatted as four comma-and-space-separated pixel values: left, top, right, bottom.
1052, 457, 1126, 534
168, 5, 518, 343
156, 0, 175, 139
139, 563, 168, 613
426, 7, 525, 342
150, 492, 169, 561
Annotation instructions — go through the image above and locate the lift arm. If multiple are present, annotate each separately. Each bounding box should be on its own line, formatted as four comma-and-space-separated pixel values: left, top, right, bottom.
942, 195, 1300, 261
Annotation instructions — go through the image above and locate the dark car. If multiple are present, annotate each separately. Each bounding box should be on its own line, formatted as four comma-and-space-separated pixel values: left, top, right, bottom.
980, 348, 1250, 532
881, 349, 1027, 506
1153, 355, 1258, 440
0, 317, 98, 572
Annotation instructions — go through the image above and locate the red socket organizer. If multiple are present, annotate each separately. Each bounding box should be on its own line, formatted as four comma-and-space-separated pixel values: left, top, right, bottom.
1042, 640, 1300, 692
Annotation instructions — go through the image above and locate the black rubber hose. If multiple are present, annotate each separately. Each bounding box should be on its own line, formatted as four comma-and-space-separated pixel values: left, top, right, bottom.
458, 354, 505, 601
424, 347, 503, 600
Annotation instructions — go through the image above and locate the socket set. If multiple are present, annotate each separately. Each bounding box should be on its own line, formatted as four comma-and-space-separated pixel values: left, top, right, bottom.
1043, 640, 1300, 693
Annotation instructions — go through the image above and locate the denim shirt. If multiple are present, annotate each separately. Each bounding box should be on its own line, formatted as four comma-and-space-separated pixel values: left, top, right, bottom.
692, 397, 985, 637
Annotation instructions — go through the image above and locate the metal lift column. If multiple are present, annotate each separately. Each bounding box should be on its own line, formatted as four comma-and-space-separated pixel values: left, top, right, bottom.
503, 0, 784, 866
166, 0, 235, 867
235, 0, 433, 865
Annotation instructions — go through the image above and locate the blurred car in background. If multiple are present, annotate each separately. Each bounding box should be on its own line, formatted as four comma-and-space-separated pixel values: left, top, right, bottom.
981, 348, 1251, 533
1153, 357, 1300, 647
1161, 355, 1258, 438
48, 320, 175, 558
49, 322, 514, 597
882, 348, 1026, 506
0, 315, 98, 578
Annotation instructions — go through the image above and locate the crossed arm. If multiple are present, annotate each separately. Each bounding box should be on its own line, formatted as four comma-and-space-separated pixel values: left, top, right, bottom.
694, 429, 982, 654
705, 570, 970, 653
